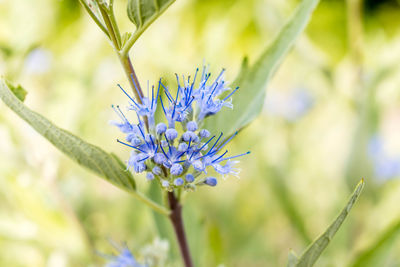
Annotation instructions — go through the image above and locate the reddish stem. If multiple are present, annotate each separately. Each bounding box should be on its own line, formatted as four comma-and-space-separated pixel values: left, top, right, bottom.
168, 192, 193, 267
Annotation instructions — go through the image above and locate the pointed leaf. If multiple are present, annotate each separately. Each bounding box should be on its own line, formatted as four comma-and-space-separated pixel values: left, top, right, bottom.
287, 250, 299, 267
295, 179, 365, 267
203, 0, 320, 137
0, 79, 136, 192
127, 0, 175, 30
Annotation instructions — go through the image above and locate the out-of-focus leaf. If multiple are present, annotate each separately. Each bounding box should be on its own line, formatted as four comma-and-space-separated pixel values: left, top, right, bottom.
4, 80, 27, 102
203, 0, 320, 137
148, 182, 170, 237
127, 0, 175, 31
295, 179, 365, 267
0, 44, 13, 58
269, 167, 312, 244
350, 219, 400, 267
287, 250, 299, 267
207, 222, 224, 264
0, 79, 136, 192
344, 66, 396, 190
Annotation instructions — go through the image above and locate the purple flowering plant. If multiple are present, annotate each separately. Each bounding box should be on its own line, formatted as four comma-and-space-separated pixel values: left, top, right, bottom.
0, 0, 366, 266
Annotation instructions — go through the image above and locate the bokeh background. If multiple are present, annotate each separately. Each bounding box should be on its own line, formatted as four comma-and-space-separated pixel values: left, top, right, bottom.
1, 0, 400, 266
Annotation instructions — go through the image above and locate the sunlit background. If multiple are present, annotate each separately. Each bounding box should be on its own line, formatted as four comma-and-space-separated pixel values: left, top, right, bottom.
1, 0, 400, 266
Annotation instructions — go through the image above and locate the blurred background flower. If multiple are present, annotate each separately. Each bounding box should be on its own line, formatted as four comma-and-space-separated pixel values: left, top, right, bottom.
265, 87, 314, 121
368, 135, 400, 180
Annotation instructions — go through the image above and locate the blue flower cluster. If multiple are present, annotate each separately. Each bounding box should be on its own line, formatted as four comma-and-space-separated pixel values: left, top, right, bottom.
111, 67, 249, 190
105, 247, 146, 267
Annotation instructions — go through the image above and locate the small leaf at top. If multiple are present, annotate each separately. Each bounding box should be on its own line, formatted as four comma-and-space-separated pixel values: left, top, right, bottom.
127, 0, 175, 29
203, 0, 320, 137
123, 0, 175, 52
121, 32, 134, 47
5, 80, 27, 102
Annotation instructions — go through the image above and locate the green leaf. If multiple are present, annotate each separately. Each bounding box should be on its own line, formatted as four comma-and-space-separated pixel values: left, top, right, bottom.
0, 79, 136, 193
121, 32, 134, 47
287, 250, 299, 267
4, 80, 27, 102
125, 0, 175, 52
350, 218, 400, 267
127, 0, 174, 28
268, 167, 312, 244
203, 0, 320, 137
123, 0, 175, 54
295, 179, 365, 267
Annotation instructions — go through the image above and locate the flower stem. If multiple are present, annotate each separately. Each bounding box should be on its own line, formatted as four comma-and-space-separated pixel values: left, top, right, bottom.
91, 0, 144, 101
168, 192, 193, 267
118, 54, 144, 100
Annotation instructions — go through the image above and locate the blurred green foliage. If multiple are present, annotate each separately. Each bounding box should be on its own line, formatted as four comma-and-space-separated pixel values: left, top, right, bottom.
1, 0, 400, 266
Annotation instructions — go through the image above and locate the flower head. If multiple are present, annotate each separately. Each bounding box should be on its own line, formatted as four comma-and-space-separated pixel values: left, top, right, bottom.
112, 66, 249, 191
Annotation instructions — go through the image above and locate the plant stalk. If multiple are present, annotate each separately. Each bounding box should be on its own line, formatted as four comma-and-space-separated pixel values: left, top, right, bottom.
93, 0, 144, 101
168, 192, 193, 267
119, 54, 144, 100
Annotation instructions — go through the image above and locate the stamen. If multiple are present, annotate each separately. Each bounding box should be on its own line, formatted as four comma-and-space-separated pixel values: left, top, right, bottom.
151, 85, 154, 108
216, 131, 238, 152
111, 105, 126, 122
212, 150, 228, 163
202, 73, 211, 87
149, 134, 155, 149
117, 139, 147, 153
207, 132, 223, 155
115, 105, 129, 122
207, 82, 219, 103
164, 134, 172, 151
137, 123, 146, 140
183, 96, 195, 111
117, 84, 139, 108
160, 82, 174, 102
217, 151, 251, 162
223, 87, 239, 101
175, 73, 181, 88
190, 135, 215, 159
138, 156, 149, 162
188, 68, 198, 101
215, 68, 225, 82
160, 144, 169, 159
160, 96, 167, 115
172, 86, 180, 119
130, 74, 143, 101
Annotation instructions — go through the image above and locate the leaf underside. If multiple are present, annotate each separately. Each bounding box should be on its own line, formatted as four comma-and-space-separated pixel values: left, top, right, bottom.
0, 80, 136, 193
